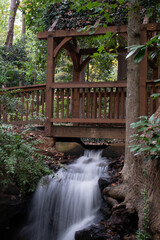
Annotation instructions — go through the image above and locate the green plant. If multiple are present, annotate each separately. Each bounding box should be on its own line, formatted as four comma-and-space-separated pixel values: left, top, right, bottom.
129, 114, 160, 161
136, 187, 151, 240
0, 124, 51, 194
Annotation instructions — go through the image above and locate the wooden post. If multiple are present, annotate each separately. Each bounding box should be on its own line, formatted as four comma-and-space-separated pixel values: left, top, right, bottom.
72, 69, 80, 118
139, 27, 147, 116
45, 36, 55, 136
118, 52, 127, 81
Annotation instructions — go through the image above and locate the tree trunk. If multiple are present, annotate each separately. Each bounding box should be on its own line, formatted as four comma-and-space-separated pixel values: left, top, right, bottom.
22, 13, 26, 35
5, 0, 20, 48
122, 0, 141, 182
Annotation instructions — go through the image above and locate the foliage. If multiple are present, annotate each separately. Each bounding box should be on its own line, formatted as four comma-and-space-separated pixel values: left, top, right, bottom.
0, 40, 29, 87
130, 115, 160, 161
136, 187, 151, 240
0, 34, 47, 87
126, 34, 160, 64
0, 124, 51, 194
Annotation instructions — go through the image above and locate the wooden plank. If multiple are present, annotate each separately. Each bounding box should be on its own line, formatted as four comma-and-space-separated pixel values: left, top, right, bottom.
73, 88, 80, 118
41, 90, 45, 115
50, 118, 125, 124
52, 126, 125, 139
51, 81, 127, 89
61, 89, 64, 118
98, 88, 102, 118
1, 84, 46, 91
56, 89, 59, 118
86, 89, 90, 118
36, 90, 39, 115
31, 91, 34, 117
121, 88, 125, 119
81, 88, 85, 118
21, 92, 24, 121
93, 89, 97, 118
104, 88, 107, 118
37, 25, 128, 39
116, 89, 120, 119
109, 88, 113, 118
66, 88, 70, 118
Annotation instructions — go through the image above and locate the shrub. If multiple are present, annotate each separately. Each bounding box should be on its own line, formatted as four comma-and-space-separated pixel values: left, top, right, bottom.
0, 124, 51, 194
129, 114, 160, 162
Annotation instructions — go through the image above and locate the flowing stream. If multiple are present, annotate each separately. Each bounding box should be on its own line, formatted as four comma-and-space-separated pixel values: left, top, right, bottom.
21, 150, 108, 240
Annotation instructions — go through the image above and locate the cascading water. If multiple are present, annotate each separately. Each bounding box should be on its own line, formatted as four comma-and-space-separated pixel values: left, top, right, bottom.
21, 150, 108, 240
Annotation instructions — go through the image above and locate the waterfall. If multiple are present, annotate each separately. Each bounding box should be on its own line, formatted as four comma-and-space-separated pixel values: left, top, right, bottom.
21, 150, 108, 240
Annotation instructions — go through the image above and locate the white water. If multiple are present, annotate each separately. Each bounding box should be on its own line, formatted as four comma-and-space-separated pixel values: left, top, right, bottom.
21, 150, 108, 240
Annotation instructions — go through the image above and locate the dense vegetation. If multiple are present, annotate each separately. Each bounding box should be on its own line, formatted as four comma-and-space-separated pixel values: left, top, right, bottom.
0, 124, 51, 194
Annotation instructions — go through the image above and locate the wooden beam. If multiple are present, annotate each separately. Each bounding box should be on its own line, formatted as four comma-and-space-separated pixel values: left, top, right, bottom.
37, 25, 127, 39
53, 37, 72, 58
50, 118, 125, 124
37, 24, 160, 40
51, 81, 127, 89
45, 36, 55, 136
80, 56, 91, 71
52, 126, 125, 139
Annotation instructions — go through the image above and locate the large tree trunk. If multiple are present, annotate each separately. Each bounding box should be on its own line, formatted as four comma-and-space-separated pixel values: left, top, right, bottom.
5, 0, 20, 48
122, 0, 141, 182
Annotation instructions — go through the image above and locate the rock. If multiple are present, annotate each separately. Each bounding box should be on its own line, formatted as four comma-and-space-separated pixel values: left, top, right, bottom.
100, 203, 112, 219
42, 137, 55, 147
102, 143, 125, 158
75, 224, 106, 240
56, 142, 85, 156
98, 177, 112, 191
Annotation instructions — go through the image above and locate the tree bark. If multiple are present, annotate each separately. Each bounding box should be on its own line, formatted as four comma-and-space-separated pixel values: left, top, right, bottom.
122, 0, 141, 182
5, 0, 20, 48
22, 13, 26, 35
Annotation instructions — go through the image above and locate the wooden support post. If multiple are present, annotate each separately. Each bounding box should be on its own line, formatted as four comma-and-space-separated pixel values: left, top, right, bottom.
118, 52, 127, 81
45, 36, 55, 136
72, 69, 80, 118
139, 27, 147, 116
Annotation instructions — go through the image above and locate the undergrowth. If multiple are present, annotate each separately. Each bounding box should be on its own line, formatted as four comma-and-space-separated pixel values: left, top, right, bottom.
0, 124, 51, 194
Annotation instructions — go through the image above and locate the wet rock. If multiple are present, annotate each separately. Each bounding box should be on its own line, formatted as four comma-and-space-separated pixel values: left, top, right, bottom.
102, 144, 125, 158
75, 224, 106, 240
98, 177, 112, 191
100, 203, 112, 219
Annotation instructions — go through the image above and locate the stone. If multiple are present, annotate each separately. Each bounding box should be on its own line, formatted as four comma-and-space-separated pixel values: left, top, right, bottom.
102, 143, 125, 158
98, 177, 112, 191
75, 224, 106, 240
42, 137, 55, 147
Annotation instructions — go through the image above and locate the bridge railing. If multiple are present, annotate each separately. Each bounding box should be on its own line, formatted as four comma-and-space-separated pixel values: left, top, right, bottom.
50, 82, 127, 124
0, 80, 159, 125
0, 84, 46, 124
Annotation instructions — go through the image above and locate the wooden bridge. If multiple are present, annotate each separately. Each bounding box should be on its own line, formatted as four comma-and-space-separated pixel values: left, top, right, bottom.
0, 80, 159, 139
0, 23, 160, 140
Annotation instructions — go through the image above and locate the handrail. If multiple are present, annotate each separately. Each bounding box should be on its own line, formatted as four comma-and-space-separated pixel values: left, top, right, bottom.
0, 84, 46, 92
51, 81, 127, 89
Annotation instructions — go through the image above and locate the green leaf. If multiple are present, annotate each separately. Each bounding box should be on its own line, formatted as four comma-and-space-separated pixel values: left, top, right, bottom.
151, 93, 160, 99
126, 48, 137, 59
134, 48, 146, 63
